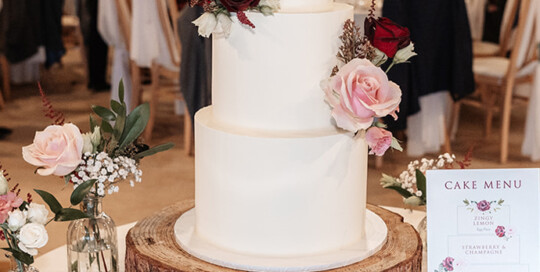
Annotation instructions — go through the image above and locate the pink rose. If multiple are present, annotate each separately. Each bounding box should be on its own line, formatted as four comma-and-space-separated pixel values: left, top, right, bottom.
22, 123, 83, 176
442, 257, 454, 271
495, 226, 505, 238
365, 127, 393, 156
323, 58, 401, 132
0, 192, 23, 223
477, 200, 490, 212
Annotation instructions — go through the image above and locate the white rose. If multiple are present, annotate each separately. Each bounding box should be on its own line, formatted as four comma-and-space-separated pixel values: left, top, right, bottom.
7, 210, 27, 232
216, 13, 233, 38
27, 203, 49, 225
90, 127, 101, 147
193, 12, 218, 38
0, 170, 9, 195
18, 223, 48, 256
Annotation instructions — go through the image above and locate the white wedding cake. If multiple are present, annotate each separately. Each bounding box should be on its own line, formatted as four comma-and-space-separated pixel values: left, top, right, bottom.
175, 1, 387, 270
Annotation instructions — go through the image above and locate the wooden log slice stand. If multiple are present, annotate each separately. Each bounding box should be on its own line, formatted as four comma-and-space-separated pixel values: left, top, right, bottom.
125, 200, 422, 272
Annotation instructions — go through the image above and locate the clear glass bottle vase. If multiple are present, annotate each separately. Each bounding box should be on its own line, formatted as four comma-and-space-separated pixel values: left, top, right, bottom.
8, 255, 39, 272
66, 196, 118, 272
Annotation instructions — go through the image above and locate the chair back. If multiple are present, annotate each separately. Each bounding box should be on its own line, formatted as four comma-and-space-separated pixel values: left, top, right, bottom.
498, 0, 519, 56
156, 0, 181, 67
508, 0, 536, 79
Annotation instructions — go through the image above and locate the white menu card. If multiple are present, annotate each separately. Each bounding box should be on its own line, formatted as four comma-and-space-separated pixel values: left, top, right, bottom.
426, 168, 539, 272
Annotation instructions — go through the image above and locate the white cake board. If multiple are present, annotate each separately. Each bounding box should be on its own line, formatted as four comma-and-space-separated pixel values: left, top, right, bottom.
174, 208, 388, 272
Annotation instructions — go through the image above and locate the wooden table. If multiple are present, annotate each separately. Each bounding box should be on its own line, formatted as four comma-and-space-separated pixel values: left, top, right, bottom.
125, 200, 422, 272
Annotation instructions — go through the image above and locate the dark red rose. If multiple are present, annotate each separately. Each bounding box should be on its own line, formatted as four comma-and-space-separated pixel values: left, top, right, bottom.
364, 17, 411, 58
219, 0, 260, 12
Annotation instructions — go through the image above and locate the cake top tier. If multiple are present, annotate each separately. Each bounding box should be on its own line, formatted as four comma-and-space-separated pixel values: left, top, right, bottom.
279, 0, 334, 12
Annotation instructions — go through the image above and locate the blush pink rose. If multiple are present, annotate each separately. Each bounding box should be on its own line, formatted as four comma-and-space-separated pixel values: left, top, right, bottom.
365, 127, 393, 156
0, 192, 23, 223
22, 123, 83, 176
323, 58, 401, 132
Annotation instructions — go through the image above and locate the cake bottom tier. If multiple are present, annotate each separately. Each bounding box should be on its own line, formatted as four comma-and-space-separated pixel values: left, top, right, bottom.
194, 107, 368, 256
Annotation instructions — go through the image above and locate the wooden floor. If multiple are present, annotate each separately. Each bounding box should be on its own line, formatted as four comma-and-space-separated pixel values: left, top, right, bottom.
0, 48, 539, 270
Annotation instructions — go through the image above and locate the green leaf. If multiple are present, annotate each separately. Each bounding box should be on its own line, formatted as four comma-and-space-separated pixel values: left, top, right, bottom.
384, 185, 413, 199
101, 120, 113, 134
391, 137, 403, 152
118, 79, 125, 102
110, 100, 125, 116
64, 175, 72, 185
463, 199, 470, 205
92, 105, 116, 121
54, 208, 89, 221
34, 189, 62, 214
70, 179, 97, 206
119, 103, 150, 148
404, 196, 425, 206
134, 143, 175, 159
11, 249, 34, 265
416, 169, 427, 201
71, 260, 78, 272
113, 107, 126, 142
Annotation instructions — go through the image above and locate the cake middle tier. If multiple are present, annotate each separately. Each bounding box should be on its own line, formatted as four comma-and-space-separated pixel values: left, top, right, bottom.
195, 107, 367, 256
212, 3, 353, 131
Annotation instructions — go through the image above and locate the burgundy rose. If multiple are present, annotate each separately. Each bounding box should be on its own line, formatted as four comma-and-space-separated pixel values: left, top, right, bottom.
476, 200, 490, 212
219, 0, 260, 12
495, 226, 506, 237
442, 257, 454, 271
364, 17, 411, 58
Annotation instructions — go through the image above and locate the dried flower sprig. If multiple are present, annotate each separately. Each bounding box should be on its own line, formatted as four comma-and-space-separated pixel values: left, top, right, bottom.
38, 83, 65, 126
332, 20, 376, 76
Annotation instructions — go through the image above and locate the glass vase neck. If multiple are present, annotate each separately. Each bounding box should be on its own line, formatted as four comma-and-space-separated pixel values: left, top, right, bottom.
81, 195, 103, 218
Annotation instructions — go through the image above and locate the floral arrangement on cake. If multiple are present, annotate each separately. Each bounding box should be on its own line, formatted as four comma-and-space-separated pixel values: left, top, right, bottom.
380, 152, 472, 206
22, 81, 174, 198
322, 5, 416, 156
0, 164, 90, 270
191, 0, 279, 37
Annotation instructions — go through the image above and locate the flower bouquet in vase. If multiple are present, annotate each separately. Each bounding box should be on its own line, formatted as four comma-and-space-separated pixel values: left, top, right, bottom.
22, 81, 174, 272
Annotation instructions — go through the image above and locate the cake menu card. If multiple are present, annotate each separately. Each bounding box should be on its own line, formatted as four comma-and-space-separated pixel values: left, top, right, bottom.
427, 169, 540, 272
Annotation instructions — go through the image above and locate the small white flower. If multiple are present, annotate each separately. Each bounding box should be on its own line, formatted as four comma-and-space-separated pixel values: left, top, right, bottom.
393, 43, 417, 64
27, 203, 49, 225
18, 223, 48, 256
415, 190, 423, 197
98, 176, 107, 183
130, 180, 135, 187
7, 210, 27, 232
97, 188, 105, 196
193, 12, 218, 38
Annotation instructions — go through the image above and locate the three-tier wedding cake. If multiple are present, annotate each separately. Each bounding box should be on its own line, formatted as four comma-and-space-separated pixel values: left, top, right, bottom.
175, 1, 388, 270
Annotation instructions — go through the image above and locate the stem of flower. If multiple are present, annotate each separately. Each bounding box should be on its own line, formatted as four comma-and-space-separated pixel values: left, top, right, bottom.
385, 61, 396, 73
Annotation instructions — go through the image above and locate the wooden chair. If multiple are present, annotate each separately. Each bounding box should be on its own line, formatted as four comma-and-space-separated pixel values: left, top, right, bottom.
147, 0, 191, 153
452, 0, 536, 163
124, 0, 192, 154
472, 0, 518, 57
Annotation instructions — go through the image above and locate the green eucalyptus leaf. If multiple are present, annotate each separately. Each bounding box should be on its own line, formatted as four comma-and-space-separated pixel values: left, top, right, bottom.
134, 143, 175, 159
118, 79, 125, 103
119, 103, 150, 148
92, 105, 116, 121
34, 189, 62, 214
113, 109, 126, 141
70, 179, 97, 206
416, 169, 427, 201
101, 120, 113, 134
54, 208, 89, 221
110, 100, 124, 116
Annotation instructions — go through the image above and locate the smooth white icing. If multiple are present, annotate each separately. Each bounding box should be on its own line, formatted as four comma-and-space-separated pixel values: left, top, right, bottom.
194, 107, 367, 256
279, 0, 334, 13
212, 3, 353, 131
